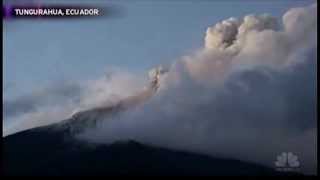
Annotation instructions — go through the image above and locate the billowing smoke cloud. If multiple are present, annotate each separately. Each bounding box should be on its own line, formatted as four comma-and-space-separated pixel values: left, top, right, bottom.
4, 3, 317, 175
76, 3, 317, 174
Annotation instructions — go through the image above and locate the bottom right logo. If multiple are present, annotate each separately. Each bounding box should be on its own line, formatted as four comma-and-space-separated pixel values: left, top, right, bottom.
274, 152, 300, 172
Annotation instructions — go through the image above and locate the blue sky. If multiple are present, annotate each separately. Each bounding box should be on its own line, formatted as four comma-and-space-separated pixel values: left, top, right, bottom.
3, 0, 315, 99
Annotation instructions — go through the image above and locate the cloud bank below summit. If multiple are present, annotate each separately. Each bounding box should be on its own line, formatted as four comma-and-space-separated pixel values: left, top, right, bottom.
4, 3, 317, 175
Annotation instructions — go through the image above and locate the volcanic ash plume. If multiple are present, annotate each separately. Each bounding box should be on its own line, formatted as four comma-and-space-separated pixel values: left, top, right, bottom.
77, 3, 317, 175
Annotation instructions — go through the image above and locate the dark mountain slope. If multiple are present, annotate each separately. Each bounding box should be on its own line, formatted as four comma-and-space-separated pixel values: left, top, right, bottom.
3, 123, 299, 176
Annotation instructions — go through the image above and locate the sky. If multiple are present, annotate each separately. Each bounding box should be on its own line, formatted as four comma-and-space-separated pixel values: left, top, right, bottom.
3, 0, 315, 99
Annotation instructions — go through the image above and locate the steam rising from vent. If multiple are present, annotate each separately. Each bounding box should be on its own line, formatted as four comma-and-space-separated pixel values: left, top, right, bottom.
3, 3, 317, 175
